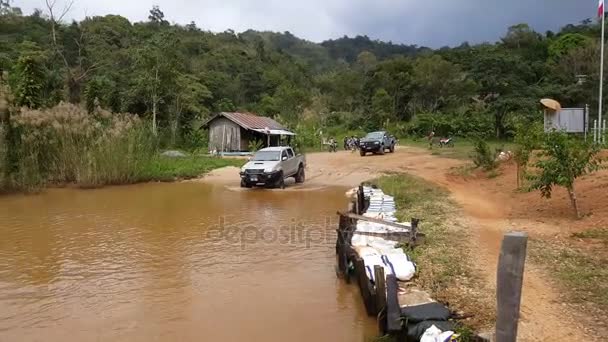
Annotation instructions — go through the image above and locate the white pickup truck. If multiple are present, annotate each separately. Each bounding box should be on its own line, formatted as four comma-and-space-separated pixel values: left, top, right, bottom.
239, 146, 306, 189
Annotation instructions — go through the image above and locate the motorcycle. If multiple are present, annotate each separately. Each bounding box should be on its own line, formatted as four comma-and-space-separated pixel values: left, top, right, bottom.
328, 140, 337, 152
438, 137, 454, 148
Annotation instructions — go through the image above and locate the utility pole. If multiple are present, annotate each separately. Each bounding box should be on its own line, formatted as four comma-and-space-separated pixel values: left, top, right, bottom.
599, 1, 605, 144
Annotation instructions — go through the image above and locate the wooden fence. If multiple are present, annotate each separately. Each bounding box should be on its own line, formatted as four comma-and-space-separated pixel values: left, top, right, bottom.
335, 184, 529, 341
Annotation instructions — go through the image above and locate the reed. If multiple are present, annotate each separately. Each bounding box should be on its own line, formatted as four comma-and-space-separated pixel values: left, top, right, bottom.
5, 103, 156, 190
0, 123, 6, 189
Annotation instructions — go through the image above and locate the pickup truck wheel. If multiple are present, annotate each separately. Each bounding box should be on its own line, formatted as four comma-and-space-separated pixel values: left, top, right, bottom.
295, 166, 305, 183
360, 150, 366, 157
275, 172, 285, 189
389, 144, 395, 153
378, 146, 385, 155
241, 179, 252, 188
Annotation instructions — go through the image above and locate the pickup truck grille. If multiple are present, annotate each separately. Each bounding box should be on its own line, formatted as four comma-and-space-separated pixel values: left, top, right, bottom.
245, 169, 264, 175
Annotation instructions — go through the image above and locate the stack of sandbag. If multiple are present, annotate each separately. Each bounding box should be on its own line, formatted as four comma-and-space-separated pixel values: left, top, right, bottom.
401, 302, 458, 342
362, 186, 374, 198
355, 220, 410, 234
366, 191, 397, 221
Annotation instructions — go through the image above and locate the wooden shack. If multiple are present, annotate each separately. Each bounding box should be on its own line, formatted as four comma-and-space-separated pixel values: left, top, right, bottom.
202, 112, 295, 152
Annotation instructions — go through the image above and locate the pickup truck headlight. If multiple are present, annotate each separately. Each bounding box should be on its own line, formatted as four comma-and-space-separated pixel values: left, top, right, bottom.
374, 141, 380, 145
264, 168, 274, 173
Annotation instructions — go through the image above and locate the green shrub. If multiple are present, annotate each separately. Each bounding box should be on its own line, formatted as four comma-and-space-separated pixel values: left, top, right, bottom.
182, 127, 208, 152
470, 138, 497, 170
248, 139, 264, 152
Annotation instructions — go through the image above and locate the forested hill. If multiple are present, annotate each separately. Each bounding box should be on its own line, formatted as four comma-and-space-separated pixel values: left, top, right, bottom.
321, 35, 430, 63
239, 31, 429, 72
0, 3, 603, 146
238, 30, 336, 73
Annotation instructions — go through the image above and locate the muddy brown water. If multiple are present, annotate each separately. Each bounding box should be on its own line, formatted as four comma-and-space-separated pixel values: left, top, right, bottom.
0, 182, 376, 342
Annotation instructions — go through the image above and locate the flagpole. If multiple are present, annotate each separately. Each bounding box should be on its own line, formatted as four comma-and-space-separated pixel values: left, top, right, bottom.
599, 8, 605, 144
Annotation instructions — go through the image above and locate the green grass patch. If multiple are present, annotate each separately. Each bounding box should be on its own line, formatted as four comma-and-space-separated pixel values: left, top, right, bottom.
399, 137, 515, 161
139, 156, 244, 182
367, 173, 494, 330
530, 239, 608, 309
486, 169, 501, 179
572, 228, 608, 243
449, 164, 476, 178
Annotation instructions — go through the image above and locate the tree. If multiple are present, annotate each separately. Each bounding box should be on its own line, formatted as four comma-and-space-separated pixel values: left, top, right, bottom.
148, 6, 168, 25
501, 24, 541, 50
129, 32, 179, 135
366, 57, 414, 121
45, 0, 100, 103
215, 98, 236, 112
469, 46, 536, 138
12, 51, 45, 108
169, 73, 212, 146
371, 88, 392, 127
355, 51, 377, 72
411, 55, 477, 113
0, 0, 21, 16
529, 131, 602, 218
513, 121, 543, 188
548, 33, 591, 60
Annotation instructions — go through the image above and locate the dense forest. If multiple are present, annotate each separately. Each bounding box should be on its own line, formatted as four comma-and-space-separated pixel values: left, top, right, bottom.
0, 1, 603, 148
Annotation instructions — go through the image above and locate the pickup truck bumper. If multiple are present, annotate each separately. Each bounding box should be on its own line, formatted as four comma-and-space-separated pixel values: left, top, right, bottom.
240, 170, 282, 185
359, 143, 382, 152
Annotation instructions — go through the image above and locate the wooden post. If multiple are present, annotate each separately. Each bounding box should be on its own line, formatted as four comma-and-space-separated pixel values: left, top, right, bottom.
221, 124, 226, 154
496, 232, 528, 342
374, 265, 387, 332
336, 212, 351, 276
357, 185, 365, 215
348, 200, 355, 213
354, 257, 375, 315
409, 218, 419, 246
385, 274, 401, 333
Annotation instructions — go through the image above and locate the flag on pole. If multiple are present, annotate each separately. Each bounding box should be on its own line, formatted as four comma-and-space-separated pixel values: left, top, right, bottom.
600, 0, 605, 18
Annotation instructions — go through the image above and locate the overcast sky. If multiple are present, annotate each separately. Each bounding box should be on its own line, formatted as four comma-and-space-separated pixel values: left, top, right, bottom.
13, 0, 599, 47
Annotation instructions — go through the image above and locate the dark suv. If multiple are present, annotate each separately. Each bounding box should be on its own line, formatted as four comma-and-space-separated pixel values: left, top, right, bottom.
359, 131, 395, 156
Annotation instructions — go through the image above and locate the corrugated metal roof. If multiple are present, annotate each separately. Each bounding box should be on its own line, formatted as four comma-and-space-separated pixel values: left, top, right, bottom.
252, 128, 296, 136
206, 112, 288, 131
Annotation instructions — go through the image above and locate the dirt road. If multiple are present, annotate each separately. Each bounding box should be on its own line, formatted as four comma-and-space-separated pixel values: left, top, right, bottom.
202, 146, 598, 341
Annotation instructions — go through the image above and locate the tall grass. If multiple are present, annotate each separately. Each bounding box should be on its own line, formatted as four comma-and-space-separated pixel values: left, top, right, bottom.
0, 123, 6, 189
5, 103, 156, 190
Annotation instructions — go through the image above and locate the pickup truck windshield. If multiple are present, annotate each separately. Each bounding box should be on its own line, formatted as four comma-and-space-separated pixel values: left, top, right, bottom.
252, 151, 280, 161
365, 132, 384, 139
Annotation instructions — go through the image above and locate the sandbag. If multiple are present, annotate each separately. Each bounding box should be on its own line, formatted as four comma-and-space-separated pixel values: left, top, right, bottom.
406, 320, 455, 341
368, 239, 398, 254
401, 302, 451, 323
362, 254, 392, 282
420, 325, 455, 342
382, 253, 416, 281
354, 246, 379, 257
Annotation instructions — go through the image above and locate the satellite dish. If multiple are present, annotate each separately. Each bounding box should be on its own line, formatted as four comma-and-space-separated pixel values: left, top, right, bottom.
540, 98, 562, 111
